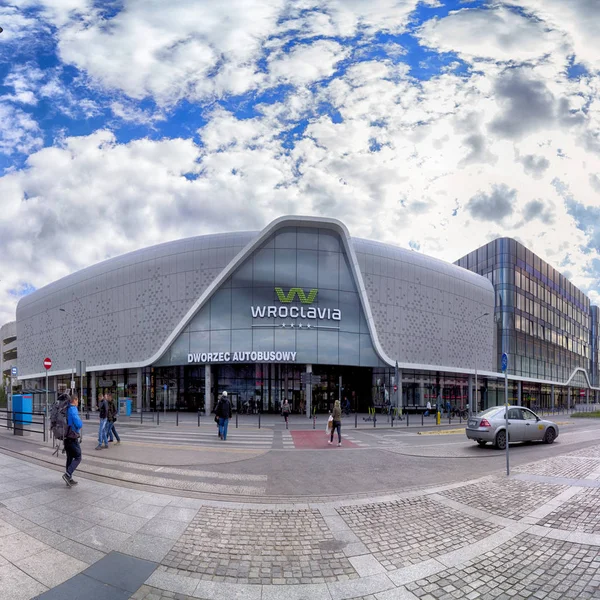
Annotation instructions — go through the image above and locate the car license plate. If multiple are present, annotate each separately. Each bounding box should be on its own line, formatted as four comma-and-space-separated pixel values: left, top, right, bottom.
468, 420, 477, 428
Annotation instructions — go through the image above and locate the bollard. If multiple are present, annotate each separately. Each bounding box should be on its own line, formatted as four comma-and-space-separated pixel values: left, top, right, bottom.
421, 413, 424, 427
391, 413, 394, 428
157, 410, 160, 426
313, 414, 316, 429
176, 410, 179, 426
43, 414, 46, 443
374, 413, 376, 428
406, 413, 409, 427
355, 412, 357, 428
258, 412, 261, 429
236, 412, 238, 428
449, 415, 451, 425
198, 411, 200, 427
141, 410, 143, 424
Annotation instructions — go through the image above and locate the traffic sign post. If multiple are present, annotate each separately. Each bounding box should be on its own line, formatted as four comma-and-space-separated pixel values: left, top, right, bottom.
502, 352, 510, 476
43, 358, 52, 426
301, 372, 321, 417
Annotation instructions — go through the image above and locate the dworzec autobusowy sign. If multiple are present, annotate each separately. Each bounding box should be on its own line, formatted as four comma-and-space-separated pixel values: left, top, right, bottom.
188, 351, 297, 364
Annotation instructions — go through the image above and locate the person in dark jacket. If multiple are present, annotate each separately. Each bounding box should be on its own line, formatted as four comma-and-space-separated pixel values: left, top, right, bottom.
215, 391, 232, 441
106, 393, 120, 444
63, 395, 83, 487
96, 394, 109, 450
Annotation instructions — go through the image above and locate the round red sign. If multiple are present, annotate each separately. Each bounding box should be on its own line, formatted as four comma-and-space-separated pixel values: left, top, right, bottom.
43, 357, 52, 370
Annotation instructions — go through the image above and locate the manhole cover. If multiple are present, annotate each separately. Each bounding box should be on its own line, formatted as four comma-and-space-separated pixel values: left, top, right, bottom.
318, 540, 347, 552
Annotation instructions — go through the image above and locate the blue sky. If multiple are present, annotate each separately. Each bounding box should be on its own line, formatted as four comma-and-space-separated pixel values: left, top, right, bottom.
0, 0, 599, 323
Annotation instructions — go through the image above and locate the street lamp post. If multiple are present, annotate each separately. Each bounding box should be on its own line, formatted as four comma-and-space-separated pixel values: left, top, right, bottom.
59, 307, 76, 403
471, 312, 490, 417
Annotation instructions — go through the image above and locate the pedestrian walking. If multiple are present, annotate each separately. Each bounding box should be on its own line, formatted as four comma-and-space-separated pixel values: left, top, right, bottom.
215, 391, 232, 441
96, 394, 109, 450
63, 394, 83, 487
328, 399, 342, 446
424, 400, 431, 417
281, 398, 290, 426
106, 393, 120, 445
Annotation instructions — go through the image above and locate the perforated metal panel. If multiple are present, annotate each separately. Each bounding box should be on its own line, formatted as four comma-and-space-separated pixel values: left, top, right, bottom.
16, 233, 257, 376
353, 238, 495, 371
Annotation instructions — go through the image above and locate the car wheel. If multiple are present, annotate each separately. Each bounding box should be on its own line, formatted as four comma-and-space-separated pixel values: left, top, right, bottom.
477, 440, 487, 447
544, 427, 556, 444
495, 430, 507, 450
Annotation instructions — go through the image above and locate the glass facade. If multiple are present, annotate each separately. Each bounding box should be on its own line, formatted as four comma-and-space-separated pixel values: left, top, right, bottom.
592, 306, 599, 387
456, 238, 593, 384
158, 226, 383, 368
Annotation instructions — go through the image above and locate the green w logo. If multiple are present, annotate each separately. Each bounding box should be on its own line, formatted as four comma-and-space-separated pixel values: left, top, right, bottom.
275, 287, 318, 304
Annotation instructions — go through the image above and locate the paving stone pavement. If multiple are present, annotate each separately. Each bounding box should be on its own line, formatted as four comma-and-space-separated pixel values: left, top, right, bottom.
162, 506, 358, 584
404, 533, 600, 600
337, 496, 503, 571
513, 456, 600, 479
3, 441, 600, 599
538, 487, 600, 534
439, 478, 567, 520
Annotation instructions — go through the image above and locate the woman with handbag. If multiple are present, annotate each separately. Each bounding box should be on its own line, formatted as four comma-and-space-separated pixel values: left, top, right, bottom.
328, 400, 342, 446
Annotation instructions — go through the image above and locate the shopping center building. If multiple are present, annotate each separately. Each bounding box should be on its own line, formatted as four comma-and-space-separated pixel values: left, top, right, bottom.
10, 216, 600, 414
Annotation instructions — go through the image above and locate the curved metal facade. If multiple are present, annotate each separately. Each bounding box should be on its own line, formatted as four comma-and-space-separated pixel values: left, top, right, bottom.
16, 216, 495, 378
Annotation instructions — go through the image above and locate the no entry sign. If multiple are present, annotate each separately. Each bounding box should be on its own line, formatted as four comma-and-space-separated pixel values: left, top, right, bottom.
43, 357, 52, 370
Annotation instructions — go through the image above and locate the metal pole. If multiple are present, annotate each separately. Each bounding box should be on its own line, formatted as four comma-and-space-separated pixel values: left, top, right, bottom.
236, 412, 238, 428
474, 354, 478, 417
43, 414, 46, 443
355, 412, 357, 428
505, 369, 510, 476
45, 371, 49, 431
176, 410, 179, 426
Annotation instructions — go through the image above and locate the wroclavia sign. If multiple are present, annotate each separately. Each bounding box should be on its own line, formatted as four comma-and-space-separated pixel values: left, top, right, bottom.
251, 287, 342, 321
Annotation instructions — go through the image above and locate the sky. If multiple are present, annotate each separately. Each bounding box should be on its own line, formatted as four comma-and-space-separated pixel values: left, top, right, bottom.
0, 0, 599, 325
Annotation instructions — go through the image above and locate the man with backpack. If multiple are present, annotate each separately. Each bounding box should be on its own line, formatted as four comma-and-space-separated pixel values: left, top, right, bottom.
63, 394, 83, 487
96, 393, 109, 450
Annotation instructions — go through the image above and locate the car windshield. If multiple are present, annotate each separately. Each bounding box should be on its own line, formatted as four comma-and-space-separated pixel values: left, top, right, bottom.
476, 407, 503, 418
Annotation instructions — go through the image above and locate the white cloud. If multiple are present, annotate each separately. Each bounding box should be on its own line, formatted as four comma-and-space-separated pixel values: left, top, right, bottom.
503, 0, 600, 72
268, 40, 349, 86
53, 0, 284, 105
417, 6, 565, 64
0, 103, 43, 156
1, 0, 600, 327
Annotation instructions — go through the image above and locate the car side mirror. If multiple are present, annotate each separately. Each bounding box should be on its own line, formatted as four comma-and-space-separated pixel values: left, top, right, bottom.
535, 416, 540, 422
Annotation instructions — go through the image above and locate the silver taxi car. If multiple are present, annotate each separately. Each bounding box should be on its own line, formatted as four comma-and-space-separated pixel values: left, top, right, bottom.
466, 405, 559, 449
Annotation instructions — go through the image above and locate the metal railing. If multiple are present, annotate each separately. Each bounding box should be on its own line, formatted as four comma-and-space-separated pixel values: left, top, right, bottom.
0, 409, 46, 442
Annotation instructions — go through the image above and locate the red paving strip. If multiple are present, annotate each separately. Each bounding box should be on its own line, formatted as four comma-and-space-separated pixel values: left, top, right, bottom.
290, 430, 358, 449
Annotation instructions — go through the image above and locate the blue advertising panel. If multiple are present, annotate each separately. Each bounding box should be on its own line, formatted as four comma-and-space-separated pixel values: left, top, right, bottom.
13, 394, 33, 424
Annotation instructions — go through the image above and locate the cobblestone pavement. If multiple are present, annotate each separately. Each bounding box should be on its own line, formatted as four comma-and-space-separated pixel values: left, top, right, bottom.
337, 496, 502, 570
130, 585, 194, 599
513, 455, 600, 479
566, 446, 600, 459
439, 478, 567, 519
162, 506, 358, 584
539, 487, 600, 534
3, 439, 600, 600
405, 533, 600, 600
